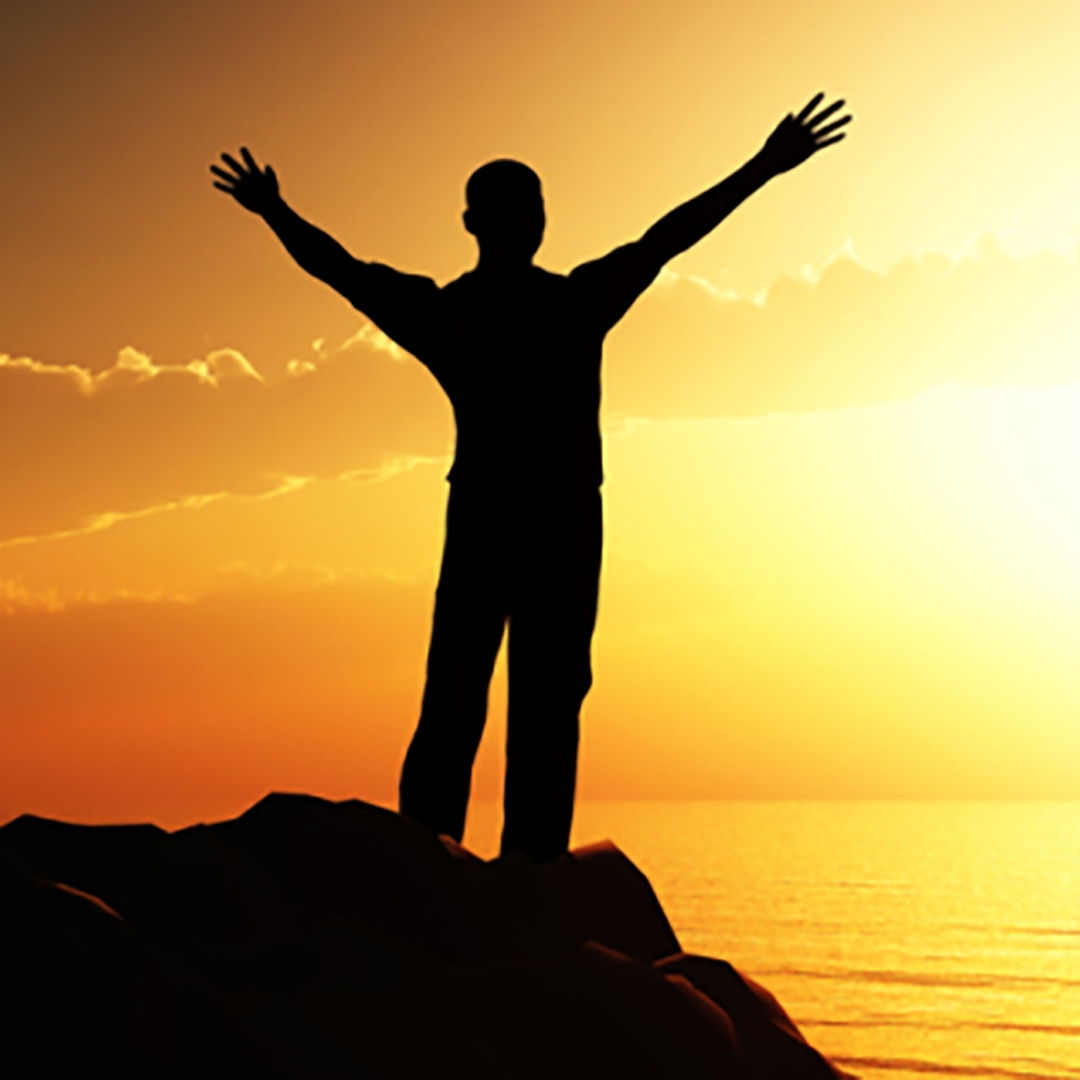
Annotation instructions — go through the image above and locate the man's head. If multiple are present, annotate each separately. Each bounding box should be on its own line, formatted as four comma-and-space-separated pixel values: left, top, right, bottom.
463, 159, 545, 266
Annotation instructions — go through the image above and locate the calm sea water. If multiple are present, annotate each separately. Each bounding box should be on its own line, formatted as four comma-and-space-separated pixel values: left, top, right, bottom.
464, 801, 1080, 1080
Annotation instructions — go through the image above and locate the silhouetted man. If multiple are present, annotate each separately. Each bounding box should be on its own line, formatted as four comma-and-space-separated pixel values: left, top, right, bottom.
213, 94, 850, 861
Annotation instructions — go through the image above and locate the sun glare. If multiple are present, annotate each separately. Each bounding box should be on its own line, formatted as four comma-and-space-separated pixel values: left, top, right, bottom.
911, 383, 1080, 600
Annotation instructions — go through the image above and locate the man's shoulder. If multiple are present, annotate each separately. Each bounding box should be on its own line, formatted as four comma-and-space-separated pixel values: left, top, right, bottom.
358, 260, 441, 290
444, 266, 569, 287
441, 266, 572, 304
340, 260, 443, 312
441, 270, 473, 295
568, 239, 654, 281
526, 266, 572, 294
533, 265, 570, 282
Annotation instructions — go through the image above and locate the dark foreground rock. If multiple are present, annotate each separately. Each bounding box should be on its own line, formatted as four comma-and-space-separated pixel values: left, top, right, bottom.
0, 793, 850, 1078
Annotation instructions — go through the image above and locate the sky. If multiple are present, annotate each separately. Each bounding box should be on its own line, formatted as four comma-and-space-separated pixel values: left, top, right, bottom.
4, 0, 1080, 825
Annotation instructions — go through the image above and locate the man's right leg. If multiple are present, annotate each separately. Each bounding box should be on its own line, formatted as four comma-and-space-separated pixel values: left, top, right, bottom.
500, 488, 602, 861
399, 487, 506, 842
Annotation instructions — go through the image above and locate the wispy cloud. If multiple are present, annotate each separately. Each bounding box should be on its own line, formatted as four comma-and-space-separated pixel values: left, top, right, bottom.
8, 241, 1078, 547
0, 346, 265, 395
0, 332, 450, 541
0, 578, 65, 614
0, 492, 231, 551
0, 456, 442, 554
608, 238, 1080, 419
0, 576, 194, 614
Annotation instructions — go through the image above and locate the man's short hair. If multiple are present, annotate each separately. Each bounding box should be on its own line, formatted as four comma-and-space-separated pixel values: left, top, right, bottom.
466, 159, 542, 213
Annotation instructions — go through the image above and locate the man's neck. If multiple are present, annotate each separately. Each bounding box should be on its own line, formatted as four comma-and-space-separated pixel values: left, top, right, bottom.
474, 251, 537, 276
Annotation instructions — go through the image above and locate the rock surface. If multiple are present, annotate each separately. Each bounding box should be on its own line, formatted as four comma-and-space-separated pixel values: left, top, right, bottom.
0, 793, 850, 1078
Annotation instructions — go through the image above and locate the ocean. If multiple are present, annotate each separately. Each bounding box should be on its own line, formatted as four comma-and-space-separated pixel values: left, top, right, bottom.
464, 801, 1080, 1079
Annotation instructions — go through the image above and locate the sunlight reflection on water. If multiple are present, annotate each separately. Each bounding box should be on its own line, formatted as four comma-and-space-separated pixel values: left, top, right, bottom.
465, 801, 1080, 1079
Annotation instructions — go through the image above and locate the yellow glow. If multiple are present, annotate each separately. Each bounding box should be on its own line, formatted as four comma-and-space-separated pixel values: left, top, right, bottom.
6, 1, 1080, 820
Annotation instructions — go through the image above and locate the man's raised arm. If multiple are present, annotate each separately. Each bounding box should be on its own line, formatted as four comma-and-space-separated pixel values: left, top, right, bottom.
637, 93, 851, 266
211, 147, 358, 294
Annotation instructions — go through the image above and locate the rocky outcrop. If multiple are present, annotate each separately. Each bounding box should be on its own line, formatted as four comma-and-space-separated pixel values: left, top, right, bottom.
0, 793, 849, 1078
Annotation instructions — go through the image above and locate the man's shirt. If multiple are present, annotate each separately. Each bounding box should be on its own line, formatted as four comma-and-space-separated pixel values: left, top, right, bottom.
338, 241, 664, 490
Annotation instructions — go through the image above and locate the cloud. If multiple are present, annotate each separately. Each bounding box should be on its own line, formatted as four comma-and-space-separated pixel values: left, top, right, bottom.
0, 331, 451, 540
8, 240, 1080, 543
0, 474, 329, 552
606, 238, 1080, 419
0, 346, 265, 394
0, 578, 64, 615
0, 491, 230, 551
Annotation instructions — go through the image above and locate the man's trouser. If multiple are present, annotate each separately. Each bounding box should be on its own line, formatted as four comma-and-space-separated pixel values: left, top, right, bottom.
399, 482, 602, 862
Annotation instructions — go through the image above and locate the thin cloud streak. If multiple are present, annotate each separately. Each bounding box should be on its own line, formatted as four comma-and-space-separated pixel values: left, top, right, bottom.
0, 331, 451, 540
607, 237, 1080, 419
0, 456, 443, 553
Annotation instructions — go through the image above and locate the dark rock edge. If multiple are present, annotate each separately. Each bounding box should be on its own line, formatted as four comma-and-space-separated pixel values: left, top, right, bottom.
1, 792, 853, 1079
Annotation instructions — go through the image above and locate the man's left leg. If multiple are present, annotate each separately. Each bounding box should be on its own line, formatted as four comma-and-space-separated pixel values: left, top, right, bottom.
400, 485, 508, 842
500, 489, 602, 861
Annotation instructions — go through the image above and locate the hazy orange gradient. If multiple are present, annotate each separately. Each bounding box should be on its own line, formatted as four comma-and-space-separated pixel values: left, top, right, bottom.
4, 0, 1080, 824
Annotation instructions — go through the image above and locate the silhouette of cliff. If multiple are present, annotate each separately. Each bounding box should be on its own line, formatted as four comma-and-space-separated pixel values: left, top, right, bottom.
0, 793, 850, 1078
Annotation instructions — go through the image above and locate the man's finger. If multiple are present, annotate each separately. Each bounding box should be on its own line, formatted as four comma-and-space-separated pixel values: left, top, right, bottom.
795, 92, 825, 124
813, 116, 852, 141
221, 152, 246, 175
807, 99, 845, 128
814, 133, 847, 150
212, 181, 237, 193
240, 146, 259, 172
210, 164, 238, 183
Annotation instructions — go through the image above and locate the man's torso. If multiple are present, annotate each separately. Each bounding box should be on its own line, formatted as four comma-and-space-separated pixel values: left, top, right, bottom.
434, 267, 604, 489
340, 242, 664, 491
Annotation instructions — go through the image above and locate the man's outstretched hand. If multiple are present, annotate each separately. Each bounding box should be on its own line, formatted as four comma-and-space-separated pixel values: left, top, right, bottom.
211, 148, 281, 215
757, 94, 851, 176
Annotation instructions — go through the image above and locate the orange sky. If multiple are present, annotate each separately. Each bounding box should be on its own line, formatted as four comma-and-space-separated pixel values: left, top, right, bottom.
4, 0, 1080, 825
